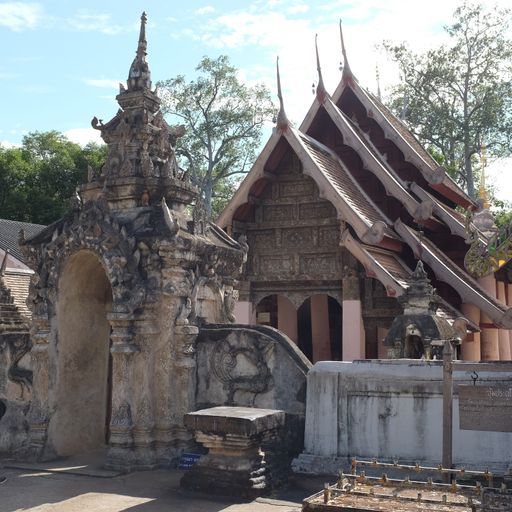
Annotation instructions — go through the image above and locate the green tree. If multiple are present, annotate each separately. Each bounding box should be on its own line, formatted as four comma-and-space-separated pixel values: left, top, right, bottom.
0, 146, 32, 222
0, 132, 106, 224
384, 2, 512, 198
158, 55, 275, 218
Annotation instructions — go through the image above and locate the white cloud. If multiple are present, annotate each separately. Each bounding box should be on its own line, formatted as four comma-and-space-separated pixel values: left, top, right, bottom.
85, 78, 121, 89
287, 4, 309, 14
187, 0, 512, 128
194, 6, 215, 15
487, 157, 512, 204
65, 11, 125, 35
0, 140, 21, 148
64, 128, 103, 147
0, 72, 17, 80
0, 2, 42, 31
22, 84, 51, 93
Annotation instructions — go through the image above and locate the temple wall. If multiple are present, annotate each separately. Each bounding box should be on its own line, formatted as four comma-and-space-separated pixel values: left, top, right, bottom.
293, 360, 512, 475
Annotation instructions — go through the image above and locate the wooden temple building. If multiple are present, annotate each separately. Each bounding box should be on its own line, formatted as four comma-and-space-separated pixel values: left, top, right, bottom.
218, 30, 512, 362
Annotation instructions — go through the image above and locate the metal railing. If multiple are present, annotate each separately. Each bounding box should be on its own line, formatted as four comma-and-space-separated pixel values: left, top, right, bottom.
307, 458, 510, 511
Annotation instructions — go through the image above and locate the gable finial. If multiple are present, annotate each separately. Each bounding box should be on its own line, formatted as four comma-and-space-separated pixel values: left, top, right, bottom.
339, 19, 353, 81
275, 57, 289, 132
315, 34, 327, 103
376, 62, 382, 101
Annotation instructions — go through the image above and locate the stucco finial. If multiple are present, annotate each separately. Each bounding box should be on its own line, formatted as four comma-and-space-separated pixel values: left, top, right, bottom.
127, 11, 151, 91
138, 12, 147, 55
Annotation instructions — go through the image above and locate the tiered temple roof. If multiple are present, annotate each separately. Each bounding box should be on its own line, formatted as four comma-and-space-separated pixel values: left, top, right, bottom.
218, 26, 512, 331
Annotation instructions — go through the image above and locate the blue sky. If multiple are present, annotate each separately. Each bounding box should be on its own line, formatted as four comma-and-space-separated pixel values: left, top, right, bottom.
0, 0, 511, 199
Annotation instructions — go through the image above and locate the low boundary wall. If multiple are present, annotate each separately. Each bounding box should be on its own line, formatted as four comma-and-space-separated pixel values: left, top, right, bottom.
293, 360, 512, 475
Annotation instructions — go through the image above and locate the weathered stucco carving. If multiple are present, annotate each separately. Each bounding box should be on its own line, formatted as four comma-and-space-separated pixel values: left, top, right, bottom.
12, 13, 246, 471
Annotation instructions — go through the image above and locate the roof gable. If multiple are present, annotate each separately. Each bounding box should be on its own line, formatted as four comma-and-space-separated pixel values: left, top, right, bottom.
0, 218, 45, 264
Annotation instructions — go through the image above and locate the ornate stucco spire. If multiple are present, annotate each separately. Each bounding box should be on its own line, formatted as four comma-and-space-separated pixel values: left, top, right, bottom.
315, 34, 327, 103
127, 12, 151, 92
339, 19, 353, 82
86, 10, 194, 208
384, 259, 460, 359
275, 57, 289, 132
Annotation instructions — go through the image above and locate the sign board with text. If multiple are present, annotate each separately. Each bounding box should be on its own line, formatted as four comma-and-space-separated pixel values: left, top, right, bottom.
457, 385, 512, 432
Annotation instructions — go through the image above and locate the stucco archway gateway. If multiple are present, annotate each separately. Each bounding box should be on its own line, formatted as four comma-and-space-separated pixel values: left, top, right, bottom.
48, 250, 113, 456
18, 13, 246, 470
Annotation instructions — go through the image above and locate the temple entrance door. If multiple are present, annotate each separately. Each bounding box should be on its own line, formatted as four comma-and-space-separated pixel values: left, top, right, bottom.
48, 250, 113, 456
298, 295, 342, 363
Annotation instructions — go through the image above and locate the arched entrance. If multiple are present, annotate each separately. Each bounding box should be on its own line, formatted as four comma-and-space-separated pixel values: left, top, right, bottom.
48, 250, 113, 456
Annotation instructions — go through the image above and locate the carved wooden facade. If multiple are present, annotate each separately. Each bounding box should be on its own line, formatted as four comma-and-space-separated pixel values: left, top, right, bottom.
240, 151, 344, 309
219, 34, 512, 362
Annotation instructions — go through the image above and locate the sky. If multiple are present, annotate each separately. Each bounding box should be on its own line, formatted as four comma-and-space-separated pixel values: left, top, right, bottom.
0, 0, 511, 201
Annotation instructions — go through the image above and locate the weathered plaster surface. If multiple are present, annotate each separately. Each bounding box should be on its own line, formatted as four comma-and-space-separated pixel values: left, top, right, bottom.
294, 360, 512, 474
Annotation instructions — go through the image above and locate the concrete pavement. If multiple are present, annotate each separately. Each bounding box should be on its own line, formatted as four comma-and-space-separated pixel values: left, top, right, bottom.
0, 467, 307, 512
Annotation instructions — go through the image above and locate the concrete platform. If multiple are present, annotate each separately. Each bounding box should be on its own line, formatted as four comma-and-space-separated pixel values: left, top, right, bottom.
4, 449, 122, 478
0, 465, 306, 511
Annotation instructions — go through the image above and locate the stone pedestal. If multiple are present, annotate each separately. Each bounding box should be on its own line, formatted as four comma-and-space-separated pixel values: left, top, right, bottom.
181, 406, 285, 498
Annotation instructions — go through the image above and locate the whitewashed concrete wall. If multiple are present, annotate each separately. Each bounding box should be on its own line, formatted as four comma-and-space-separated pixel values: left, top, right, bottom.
293, 360, 512, 475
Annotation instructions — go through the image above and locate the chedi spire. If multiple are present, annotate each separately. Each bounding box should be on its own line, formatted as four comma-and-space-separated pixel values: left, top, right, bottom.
127, 12, 151, 92
87, 11, 194, 209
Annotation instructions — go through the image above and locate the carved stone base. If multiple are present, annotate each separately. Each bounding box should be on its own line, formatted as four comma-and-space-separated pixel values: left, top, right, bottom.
132, 428, 157, 469
19, 419, 56, 462
105, 426, 136, 471
180, 406, 285, 498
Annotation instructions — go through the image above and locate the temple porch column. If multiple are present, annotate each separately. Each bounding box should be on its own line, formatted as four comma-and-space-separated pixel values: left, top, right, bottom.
342, 268, 365, 361
26, 316, 52, 460
477, 274, 500, 360
277, 295, 298, 343
105, 313, 139, 471
131, 312, 161, 468
311, 294, 331, 362
496, 281, 511, 360
460, 303, 481, 361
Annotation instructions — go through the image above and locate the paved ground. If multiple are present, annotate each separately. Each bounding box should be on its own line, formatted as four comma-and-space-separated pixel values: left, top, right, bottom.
0, 466, 316, 512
